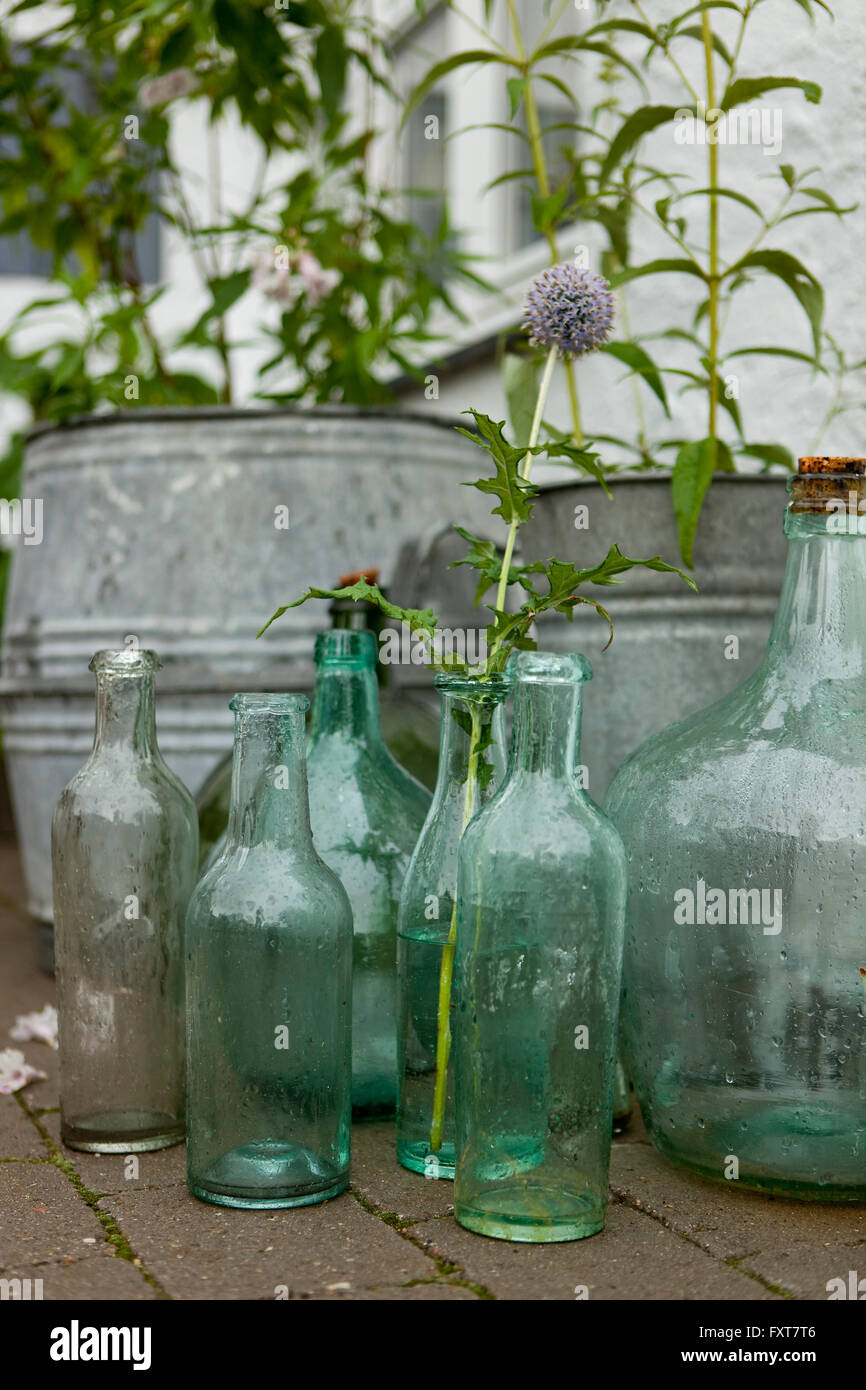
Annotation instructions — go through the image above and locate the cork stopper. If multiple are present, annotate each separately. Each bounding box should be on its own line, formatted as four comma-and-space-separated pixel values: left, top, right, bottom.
798, 457, 866, 475
338, 568, 380, 587
791, 457, 866, 512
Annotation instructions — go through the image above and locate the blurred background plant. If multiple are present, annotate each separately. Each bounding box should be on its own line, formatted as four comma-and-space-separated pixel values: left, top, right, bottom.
0, 0, 485, 610
406, 0, 862, 562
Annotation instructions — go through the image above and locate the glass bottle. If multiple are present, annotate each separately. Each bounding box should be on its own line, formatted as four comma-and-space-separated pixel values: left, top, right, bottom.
454, 651, 627, 1241
604, 459, 866, 1199
307, 630, 431, 1116
396, 673, 510, 1178
194, 580, 440, 866
52, 649, 198, 1152
329, 578, 440, 792
612, 1056, 633, 1134
186, 694, 352, 1209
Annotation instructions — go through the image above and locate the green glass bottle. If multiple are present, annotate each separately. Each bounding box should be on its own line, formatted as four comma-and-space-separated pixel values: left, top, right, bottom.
195, 580, 439, 867
454, 651, 626, 1242
307, 630, 431, 1116
605, 459, 866, 1200
185, 694, 352, 1209
52, 649, 198, 1152
396, 673, 510, 1178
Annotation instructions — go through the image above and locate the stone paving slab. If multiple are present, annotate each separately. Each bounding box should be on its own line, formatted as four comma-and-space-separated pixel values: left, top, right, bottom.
351, 1120, 455, 1222
0, 1255, 157, 1301
0, 1096, 46, 1160
98, 1186, 441, 1301
742, 1243, 866, 1302
611, 1141, 866, 1262
411, 1201, 776, 1302
0, 1161, 153, 1300
38, 1112, 188, 1196
1, 840, 861, 1302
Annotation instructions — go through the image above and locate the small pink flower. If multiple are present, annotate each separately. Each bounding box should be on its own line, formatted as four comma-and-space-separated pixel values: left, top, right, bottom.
252, 251, 297, 307
10, 1005, 58, 1050
296, 251, 339, 305
0, 1048, 47, 1095
139, 68, 198, 110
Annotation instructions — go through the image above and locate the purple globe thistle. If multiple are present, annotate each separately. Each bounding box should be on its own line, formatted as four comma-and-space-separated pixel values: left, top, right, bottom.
524, 263, 616, 358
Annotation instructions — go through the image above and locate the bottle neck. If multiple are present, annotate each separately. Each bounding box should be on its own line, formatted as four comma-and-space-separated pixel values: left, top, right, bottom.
762, 524, 866, 682
227, 705, 313, 851
308, 663, 383, 748
92, 672, 157, 759
431, 687, 507, 820
508, 679, 583, 782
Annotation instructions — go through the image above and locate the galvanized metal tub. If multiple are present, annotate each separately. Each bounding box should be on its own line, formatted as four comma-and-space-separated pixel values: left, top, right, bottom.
523, 473, 789, 799
0, 405, 492, 925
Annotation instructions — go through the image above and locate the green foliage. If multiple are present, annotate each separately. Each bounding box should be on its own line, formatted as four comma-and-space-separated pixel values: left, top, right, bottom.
261, 412, 696, 674
259, 578, 438, 644
0, 0, 481, 459
409, 0, 859, 564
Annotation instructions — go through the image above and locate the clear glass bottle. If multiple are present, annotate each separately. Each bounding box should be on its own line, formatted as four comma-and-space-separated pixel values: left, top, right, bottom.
186, 694, 352, 1209
454, 651, 627, 1241
52, 649, 198, 1152
307, 630, 431, 1116
604, 459, 866, 1199
397, 673, 510, 1178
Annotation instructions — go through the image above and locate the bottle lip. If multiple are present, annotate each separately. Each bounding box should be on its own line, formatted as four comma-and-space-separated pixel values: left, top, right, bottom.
230, 692, 310, 715
89, 648, 162, 675
507, 649, 593, 685
434, 672, 512, 699
314, 629, 377, 666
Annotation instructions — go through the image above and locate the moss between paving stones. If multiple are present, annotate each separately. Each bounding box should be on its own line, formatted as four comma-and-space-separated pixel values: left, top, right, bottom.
350, 1187, 495, 1300
15, 1091, 171, 1299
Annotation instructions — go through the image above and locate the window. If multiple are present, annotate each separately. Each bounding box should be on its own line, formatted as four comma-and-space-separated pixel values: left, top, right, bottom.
513, 99, 579, 252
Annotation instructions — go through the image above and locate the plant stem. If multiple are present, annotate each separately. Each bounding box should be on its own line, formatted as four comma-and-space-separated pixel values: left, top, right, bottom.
429, 701, 483, 1153
495, 344, 557, 620
702, 11, 720, 467
508, 0, 584, 444
428, 344, 557, 1152
631, 0, 701, 103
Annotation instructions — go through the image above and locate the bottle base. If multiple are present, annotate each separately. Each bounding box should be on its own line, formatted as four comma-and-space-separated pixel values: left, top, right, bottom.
188, 1138, 348, 1209
61, 1111, 184, 1153
650, 1103, 866, 1203
397, 1139, 455, 1180
188, 1176, 348, 1210
455, 1185, 605, 1243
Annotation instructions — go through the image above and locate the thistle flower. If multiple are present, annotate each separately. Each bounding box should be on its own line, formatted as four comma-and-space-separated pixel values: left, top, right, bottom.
524, 263, 616, 358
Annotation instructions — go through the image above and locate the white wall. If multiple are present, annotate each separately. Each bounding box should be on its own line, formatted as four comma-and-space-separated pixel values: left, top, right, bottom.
386, 0, 866, 471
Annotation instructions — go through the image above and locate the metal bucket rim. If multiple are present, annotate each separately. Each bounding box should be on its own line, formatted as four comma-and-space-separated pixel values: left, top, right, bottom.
538, 470, 790, 494
24, 403, 475, 445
